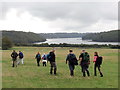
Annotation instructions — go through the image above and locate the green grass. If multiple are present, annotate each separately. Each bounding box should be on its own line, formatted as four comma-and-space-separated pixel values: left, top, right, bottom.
2, 47, 119, 88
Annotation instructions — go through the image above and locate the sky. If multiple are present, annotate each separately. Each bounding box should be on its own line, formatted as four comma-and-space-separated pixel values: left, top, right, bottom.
0, 0, 118, 33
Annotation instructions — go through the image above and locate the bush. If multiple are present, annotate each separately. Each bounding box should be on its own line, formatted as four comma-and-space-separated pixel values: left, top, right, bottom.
2, 37, 13, 50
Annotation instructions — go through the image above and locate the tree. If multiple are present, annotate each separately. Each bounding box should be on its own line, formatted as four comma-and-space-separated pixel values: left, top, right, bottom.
2, 37, 13, 50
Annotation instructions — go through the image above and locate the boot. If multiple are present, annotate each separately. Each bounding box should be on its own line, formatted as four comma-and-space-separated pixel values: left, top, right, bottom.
70, 70, 74, 76
100, 72, 103, 77
87, 70, 90, 76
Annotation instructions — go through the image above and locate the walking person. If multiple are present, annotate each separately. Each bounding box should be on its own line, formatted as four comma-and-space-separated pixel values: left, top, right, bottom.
93, 52, 103, 77
35, 52, 41, 66
66, 50, 78, 76
79, 50, 90, 77
47, 50, 57, 75
17, 51, 24, 65
11, 50, 18, 67
42, 53, 47, 67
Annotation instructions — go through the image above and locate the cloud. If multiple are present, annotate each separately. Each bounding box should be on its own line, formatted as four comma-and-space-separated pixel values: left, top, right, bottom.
0, 2, 118, 33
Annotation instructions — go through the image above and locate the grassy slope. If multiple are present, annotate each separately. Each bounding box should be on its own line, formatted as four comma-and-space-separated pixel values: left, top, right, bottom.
2, 47, 118, 88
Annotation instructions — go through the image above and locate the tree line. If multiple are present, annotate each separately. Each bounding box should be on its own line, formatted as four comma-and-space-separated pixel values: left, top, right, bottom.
82, 30, 119, 42
15, 43, 120, 49
39, 33, 87, 38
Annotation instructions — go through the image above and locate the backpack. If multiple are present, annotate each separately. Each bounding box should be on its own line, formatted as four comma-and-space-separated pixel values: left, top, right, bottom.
68, 54, 78, 65
42, 55, 47, 60
47, 54, 52, 61
83, 52, 90, 62
19, 52, 23, 58
96, 56, 103, 65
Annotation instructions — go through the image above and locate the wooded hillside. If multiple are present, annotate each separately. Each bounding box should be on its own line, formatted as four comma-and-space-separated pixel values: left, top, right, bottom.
2, 31, 46, 44
82, 30, 119, 42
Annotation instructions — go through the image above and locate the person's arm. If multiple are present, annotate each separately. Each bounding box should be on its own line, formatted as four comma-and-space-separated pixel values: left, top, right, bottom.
79, 54, 82, 61
22, 53, 24, 58
80, 57, 82, 62
11, 53, 13, 57
35, 54, 37, 59
66, 54, 69, 64
88, 55, 90, 64
40, 54, 41, 60
74, 54, 78, 60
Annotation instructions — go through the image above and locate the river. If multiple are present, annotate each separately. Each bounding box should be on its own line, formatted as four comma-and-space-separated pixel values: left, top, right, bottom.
35, 37, 118, 45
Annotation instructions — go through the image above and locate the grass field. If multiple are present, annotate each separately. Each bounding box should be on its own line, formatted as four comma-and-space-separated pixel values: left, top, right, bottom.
2, 47, 119, 88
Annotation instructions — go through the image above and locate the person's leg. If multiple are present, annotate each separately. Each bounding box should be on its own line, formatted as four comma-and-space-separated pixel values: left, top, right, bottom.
69, 64, 73, 76
94, 64, 97, 76
21, 58, 24, 64
81, 65, 83, 72
15, 60, 17, 67
82, 65, 86, 77
43, 62, 44, 66
98, 66, 103, 77
53, 62, 57, 75
45, 62, 46, 67
37, 59, 40, 66
80, 62, 84, 73
72, 64, 75, 76
50, 62, 53, 74
12, 60, 14, 67
86, 66, 90, 77
17, 58, 20, 65
86, 64, 90, 76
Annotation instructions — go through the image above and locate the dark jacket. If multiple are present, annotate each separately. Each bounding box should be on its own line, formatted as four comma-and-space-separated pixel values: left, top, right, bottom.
49, 52, 55, 62
79, 52, 90, 65
36, 54, 41, 60
66, 53, 76, 65
11, 52, 18, 59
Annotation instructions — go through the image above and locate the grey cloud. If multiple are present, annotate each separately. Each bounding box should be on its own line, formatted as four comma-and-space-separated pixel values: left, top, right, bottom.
1, 2, 118, 32
2, 2, 117, 21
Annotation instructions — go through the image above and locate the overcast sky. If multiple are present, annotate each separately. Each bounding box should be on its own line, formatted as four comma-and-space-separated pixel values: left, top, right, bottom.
0, 0, 118, 33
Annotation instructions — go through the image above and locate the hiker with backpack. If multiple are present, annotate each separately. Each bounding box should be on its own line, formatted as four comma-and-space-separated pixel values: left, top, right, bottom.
11, 50, 18, 67
93, 52, 103, 77
35, 52, 41, 66
66, 50, 78, 76
47, 50, 57, 75
42, 53, 47, 67
79, 50, 90, 77
17, 51, 24, 65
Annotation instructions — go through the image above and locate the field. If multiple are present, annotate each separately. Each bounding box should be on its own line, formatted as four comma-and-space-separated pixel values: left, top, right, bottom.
2, 47, 118, 88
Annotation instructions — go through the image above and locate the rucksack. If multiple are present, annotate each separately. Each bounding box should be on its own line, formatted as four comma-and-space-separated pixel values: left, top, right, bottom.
42, 55, 47, 60
47, 54, 52, 61
96, 56, 103, 65
83, 52, 90, 62
19, 52, 23, 58
69, 54, 78, 65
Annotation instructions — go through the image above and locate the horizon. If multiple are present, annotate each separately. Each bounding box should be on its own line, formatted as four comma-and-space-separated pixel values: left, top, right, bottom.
1, 29, 118, 34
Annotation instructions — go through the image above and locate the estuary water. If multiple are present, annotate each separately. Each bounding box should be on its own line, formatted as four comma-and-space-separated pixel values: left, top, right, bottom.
35, 37, 118, 45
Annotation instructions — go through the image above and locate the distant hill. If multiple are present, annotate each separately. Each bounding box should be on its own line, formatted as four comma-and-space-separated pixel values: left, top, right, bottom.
82, 30, 119, 42
39, 33, 87, 39
1, 31, 46, 44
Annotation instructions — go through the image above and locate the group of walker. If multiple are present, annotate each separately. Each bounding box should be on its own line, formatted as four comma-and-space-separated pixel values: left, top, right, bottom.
11, 50, 24, 67
66, 49, 103, 77
11, 49, 103, 77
